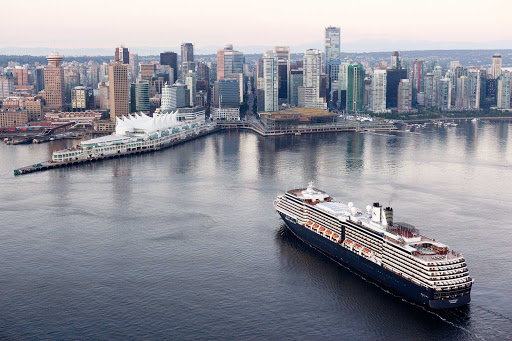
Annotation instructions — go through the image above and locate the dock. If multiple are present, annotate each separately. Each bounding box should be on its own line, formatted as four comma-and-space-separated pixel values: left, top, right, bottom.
13, 120, 397, 176
14, 126, 220, 176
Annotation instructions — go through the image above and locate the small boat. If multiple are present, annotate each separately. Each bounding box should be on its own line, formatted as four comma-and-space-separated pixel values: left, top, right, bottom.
318, 227, 326, 233
312, 224, 319, 230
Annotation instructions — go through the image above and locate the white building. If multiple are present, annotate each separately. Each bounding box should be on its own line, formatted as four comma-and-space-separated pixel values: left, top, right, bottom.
371, 70, 387, 112
497, 72, 511, 109
397, 79, 412, 113
184, 71, 196, 107
491, 53, 502, 80
301, 49, 326, 109
263, 51, 278, 112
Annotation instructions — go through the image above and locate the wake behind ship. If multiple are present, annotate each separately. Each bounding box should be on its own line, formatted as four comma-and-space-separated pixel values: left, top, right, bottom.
274, 183, 473, 309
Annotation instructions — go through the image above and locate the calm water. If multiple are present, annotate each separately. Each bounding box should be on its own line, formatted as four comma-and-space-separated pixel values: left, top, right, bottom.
1, 122, 511, 340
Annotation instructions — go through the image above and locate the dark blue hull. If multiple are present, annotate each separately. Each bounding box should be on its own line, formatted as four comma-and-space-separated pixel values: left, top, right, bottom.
279, 213, 471, 309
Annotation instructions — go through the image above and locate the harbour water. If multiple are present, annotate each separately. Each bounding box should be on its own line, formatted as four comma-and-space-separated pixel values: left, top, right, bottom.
1, 122, 511, 340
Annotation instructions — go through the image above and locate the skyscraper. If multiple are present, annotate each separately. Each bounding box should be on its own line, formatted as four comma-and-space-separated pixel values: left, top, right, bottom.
108, 63, 130, 120
184, 71, 196, 107
456, 76, 470, 110
217, 44, 244, 80
467, 68, 482, 110
129, 52, 139, 82
44, 52, 65, 111
325, 26, 341, 73
275, 46, 290, 103
134, 81, 150, 112
438, 78, 451, 110
497, 72, 511, 109
299, 49, 326, 108
263, 51, 278, 112
115, 46, 130, 64
160, 52, 178, 84
390, 51, 401, 69
371, 69, 386, 112
385, 68, 407, 109
424, 73, 435, 108
181, 43, 194, 79
411, 59, 425, 95
346, 64, 365, 112
397, 79, 412, 113
491, 53, 502, 79
0, 74, 14, 99
289, 69, 303, 107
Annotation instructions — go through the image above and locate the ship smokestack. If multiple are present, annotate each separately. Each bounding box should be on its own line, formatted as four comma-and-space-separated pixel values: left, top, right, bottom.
372, 203, 382, 223
382, 207, 393, 226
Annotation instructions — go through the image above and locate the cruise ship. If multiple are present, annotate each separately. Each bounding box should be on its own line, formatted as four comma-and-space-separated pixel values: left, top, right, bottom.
274, 183, 473, 309
51, 110, 215, 163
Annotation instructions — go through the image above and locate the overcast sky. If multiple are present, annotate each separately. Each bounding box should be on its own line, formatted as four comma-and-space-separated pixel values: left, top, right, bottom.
1, 0, 511, 49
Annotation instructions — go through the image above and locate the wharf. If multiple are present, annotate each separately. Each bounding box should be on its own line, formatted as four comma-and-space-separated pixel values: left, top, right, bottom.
217, 121, 397, 136
14, 126, 220, 176
13, 120, 397, 176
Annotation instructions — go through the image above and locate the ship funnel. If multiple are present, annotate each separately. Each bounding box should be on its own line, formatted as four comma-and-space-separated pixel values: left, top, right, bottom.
372, 202, 382, 223
382, 207, 393, 226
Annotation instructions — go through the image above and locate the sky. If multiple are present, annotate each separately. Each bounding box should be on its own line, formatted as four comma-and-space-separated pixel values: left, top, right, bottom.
1, 0, 511, 52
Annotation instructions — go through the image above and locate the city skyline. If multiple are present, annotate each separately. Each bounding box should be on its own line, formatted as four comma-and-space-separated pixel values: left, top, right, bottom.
1, 0, 512, 54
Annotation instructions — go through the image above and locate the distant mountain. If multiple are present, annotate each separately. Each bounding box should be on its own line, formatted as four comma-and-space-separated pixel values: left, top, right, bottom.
1, 40, 511, 56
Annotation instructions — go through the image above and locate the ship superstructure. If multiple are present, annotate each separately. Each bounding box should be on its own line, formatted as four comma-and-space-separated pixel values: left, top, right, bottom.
274, 182, 473, 309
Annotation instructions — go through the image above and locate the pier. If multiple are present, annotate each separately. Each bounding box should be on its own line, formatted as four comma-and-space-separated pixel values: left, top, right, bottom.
13, 120, 397, 176
14, 126, 220, 176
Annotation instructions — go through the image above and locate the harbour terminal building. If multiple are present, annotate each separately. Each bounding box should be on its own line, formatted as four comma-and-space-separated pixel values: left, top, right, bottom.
51, 110, 214, 163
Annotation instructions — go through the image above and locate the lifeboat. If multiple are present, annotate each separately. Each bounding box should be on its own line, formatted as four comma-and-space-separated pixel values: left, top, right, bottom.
306, 221, 313, 226
344, 239, 353, 245
318, 227, 326, 233
312, 224, 319, 230
325, 230, 333, 237
354, 244, 362, 250
363, 248, 371, 254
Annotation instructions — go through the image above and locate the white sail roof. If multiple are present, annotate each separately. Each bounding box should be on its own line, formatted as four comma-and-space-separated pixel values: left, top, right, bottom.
115, 112, 182, 135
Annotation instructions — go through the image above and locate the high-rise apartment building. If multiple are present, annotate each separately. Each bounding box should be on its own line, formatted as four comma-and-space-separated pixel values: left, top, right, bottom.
160, 52, 178, 84
467, 68, 482, 110
424, 73, 434, 108
411, 59, 425, 95
0, 74, 14, 99
371, 69, 386, 112
438, 78, 451, 110
325, 26, 341, 73
397, 79, 412, 113
108, 63, 130, 120
44, 52, 65, 111
299, 49, 326, 108
491, 53, 502, 80
263, 51, 279, 112
346, 64, 365, 112
497, 72, 511, 109
217, 44, 244, 80
115, 46, 130, 64
456, 76, 470, 110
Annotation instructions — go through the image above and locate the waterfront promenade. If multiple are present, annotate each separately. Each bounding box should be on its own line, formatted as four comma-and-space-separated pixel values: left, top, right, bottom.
13, 120, 397, 176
